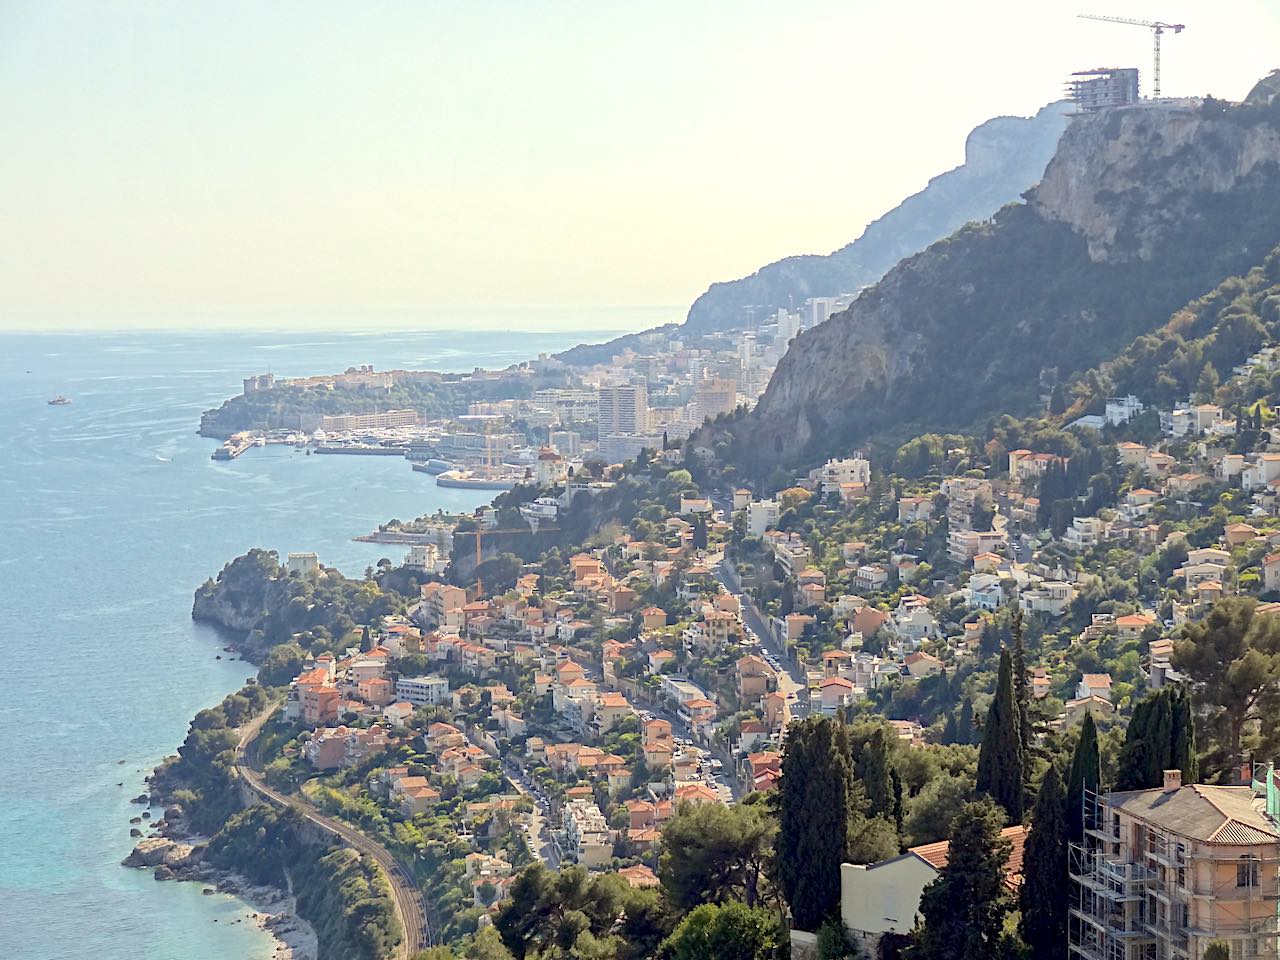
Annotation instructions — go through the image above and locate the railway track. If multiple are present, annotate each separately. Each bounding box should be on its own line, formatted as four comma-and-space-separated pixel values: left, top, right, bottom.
235, 706, 431, 958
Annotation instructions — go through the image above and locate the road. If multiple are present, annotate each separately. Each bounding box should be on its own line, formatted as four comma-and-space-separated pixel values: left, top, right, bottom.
500, 756, 561, 869
712, 550, 808, 713
235, 707, 431, 958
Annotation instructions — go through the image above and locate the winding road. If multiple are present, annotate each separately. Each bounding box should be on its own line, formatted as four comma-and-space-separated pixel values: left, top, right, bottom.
235, 706, 431, 959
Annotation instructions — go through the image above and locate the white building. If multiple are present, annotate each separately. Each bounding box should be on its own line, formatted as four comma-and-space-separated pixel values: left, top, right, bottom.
404, 543, 442, 573
597, 382, 648, 436
747, 499, 781, 537
1105, 395, 1145, 426
285, 552, 320, 576
550, 430, 581, 457
562, 799, 612, 868
1020, 580, 1075, 617
820, 457, 871, 495
395, 675, 449, 707
807, 297, 839, 328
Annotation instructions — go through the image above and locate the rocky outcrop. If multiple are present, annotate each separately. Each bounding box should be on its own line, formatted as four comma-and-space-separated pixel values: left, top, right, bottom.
1033, 100, 1280, 261
681, 101, 1071, 334
716, 93, 1280, 474
123, 837, 199, 871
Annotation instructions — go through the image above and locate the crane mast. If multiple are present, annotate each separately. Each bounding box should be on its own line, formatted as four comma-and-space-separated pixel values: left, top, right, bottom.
1079, 13, 1186, 98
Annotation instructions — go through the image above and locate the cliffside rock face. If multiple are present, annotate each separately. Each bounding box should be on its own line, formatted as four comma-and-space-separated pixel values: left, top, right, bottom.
723, 97, 1280, 474
682, 101, 1071, 334
1033, 102, 1280, 261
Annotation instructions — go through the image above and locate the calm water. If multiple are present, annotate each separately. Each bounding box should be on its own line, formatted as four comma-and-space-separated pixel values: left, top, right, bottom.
0, 326, 617, 960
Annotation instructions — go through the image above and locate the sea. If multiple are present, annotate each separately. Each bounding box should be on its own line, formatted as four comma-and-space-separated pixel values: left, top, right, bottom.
0, 321, 646, 960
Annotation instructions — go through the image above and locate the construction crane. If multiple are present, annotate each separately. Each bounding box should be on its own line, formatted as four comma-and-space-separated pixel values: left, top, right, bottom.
469, 524, 556, 596
1079, 13, 1185, 98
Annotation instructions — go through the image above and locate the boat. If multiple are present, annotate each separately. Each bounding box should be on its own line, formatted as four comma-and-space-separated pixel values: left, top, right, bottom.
48, 395, 71, 405
410, 458, 456, 475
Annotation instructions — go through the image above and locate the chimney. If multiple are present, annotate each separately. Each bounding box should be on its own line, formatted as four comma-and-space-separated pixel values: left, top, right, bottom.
1163, 769, 1183, 792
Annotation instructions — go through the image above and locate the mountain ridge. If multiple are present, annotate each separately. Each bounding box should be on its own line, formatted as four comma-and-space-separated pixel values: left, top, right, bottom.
707, 95, 1280, 477
680, 101, 1072, 334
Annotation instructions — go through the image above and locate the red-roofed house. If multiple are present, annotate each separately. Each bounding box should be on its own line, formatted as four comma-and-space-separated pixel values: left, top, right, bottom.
838, 825, 1028, 951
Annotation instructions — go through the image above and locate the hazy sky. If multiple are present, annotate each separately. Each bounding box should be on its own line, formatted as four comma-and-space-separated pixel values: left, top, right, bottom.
1, 1, 1277, 328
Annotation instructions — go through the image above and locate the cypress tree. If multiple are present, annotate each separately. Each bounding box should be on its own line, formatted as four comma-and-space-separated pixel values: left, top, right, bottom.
1171, 686, 1199, 784
958, 696, 976, 746
975, 651, 1024, 824
1115, 694, 1155, 791
856, 726, 897, 824
775, 716, 885, 930
1116, 689, 1197, 791
916, 800, 1014, 960
1066, 712, 1101, 846
1020, 766, 1068, 960
1010, 609, 1032, 753
1148, 689, 1175, 784
942, 711, 959, 746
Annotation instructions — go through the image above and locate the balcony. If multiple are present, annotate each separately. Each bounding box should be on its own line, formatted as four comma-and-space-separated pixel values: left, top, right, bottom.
1071, 847, 1154, 902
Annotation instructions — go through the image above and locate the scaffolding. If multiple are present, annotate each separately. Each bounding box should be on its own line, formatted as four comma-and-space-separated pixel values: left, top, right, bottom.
1069, 783, 1280, 960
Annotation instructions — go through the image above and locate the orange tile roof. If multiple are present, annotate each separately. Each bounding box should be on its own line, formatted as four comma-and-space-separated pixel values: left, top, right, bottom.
909, 825, 1028, 889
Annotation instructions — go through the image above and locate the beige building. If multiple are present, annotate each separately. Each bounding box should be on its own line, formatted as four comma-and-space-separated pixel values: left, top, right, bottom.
840, 825, 1026, 954
1069, 770, 1280, 960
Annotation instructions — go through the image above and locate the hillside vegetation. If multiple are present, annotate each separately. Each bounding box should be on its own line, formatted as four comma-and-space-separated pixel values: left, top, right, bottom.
710, 96, 1280, 477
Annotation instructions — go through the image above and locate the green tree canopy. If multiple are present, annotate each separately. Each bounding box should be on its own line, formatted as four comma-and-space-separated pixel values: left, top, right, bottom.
773, 716, 898, 931
1173, 597, 1280, 777
657, 902, 783, 960
657, 800, 776, 912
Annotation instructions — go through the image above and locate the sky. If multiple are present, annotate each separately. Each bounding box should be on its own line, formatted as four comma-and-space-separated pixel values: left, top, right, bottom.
0, 1, 1277, 330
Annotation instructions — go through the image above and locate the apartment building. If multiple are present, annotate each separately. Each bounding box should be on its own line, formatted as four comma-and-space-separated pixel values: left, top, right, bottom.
597, 383, 648, 436
563, 799, 612, 868
395, 675, 450, 707
1069, 769, 1280, 960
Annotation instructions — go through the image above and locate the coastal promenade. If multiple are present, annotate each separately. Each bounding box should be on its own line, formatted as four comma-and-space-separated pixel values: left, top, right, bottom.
234, 707, 431, 958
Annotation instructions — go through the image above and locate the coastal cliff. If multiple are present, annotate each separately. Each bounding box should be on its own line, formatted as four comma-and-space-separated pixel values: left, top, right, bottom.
679, 101, 1071, 334
713, 94, 1280, 475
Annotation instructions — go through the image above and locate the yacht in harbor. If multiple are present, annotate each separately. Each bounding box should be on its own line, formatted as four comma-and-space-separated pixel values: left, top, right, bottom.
47, 395, 71, 405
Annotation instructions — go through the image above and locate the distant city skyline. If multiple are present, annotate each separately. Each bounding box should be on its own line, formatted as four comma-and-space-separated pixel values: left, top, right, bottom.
0, 1, 1277, 328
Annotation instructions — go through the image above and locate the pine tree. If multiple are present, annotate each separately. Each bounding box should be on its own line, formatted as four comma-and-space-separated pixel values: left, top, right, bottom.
916, 800, 1014, 960
1066, 712, 1101, 846
975, 651, 1024, 824
360, 624, 373, 652
1020, 766, 1068, 960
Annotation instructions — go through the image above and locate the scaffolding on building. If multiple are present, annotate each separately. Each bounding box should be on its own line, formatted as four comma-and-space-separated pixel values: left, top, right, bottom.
1069, 780, 1280, 960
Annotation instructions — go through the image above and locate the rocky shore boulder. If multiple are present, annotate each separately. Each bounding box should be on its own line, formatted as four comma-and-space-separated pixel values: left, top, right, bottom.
122, 837, 199, 870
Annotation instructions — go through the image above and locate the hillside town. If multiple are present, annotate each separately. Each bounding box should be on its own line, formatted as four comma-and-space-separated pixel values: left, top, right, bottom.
191, 332, 1280, 960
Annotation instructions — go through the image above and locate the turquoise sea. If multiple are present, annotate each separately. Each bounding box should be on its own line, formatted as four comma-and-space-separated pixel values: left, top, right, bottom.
0, 325, 628, 960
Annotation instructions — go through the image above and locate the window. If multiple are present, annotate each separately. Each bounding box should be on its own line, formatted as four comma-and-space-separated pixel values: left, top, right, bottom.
1238, 855, 1260, 888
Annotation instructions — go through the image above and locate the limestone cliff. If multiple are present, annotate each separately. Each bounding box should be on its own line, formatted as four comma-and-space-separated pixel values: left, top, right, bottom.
719, 95, 1280, 475
681, 101, 1071, 334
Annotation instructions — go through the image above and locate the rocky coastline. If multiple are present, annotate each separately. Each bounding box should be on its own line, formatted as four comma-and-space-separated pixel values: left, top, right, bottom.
122, 801, 318, 960
123, 602, 314, 960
